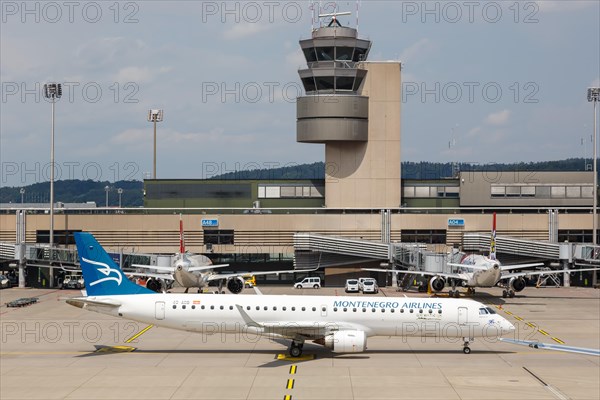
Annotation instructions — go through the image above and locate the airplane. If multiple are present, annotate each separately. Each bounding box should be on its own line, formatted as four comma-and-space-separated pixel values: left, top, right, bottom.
366, 213, 600, 298
130, 216, 311, 294
67, 232, 515, 356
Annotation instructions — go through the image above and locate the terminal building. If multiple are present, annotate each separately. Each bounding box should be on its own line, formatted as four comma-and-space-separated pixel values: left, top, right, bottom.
1, 16, 598, 288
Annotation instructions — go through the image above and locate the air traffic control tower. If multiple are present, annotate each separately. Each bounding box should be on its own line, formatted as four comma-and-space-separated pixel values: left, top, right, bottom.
297, 13, 401, 208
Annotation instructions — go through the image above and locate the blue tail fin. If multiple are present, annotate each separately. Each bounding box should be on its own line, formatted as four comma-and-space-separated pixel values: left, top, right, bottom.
75, 232, 153, 296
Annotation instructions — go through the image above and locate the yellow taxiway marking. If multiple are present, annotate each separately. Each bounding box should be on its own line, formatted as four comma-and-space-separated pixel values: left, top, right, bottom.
276, 354, 315, 361
526, 322, 536, 328
514, 316, 524, 321
504, 310, 513, 315
538, 329, 550, 336
283, 395, 292, 400
289, 365, 297, 374
94, 345, 137, 353
1, 351, 87, 355
286, 379, 295, 389
125, 324, 153, 343
552, 337, 566, 344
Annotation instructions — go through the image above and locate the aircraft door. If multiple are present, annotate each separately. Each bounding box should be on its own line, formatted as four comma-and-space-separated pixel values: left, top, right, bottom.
321, 304, 327, 317
155, 301, 165, 320
458, 307, 468, 325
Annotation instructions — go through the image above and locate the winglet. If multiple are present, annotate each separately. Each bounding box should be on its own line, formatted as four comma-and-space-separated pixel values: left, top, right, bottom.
235, 304, 263, 328
75, 232, 154, 296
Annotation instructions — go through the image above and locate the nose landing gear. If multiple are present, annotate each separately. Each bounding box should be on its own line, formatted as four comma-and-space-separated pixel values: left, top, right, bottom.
462, 338, 473, 354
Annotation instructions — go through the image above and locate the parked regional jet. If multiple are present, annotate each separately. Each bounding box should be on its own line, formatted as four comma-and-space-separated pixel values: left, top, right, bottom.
366, 213, 600, 298
68, 232, 515, 356
131, 217, 309, 294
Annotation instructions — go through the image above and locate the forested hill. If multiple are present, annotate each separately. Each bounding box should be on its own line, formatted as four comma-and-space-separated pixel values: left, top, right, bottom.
0, 158, 594, 205
211, 158, 595, 180
0, 180, 143, 207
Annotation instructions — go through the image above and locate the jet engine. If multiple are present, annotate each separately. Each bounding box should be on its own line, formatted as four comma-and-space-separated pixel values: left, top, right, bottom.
146, 279, 162, 293
314, 330, 367, 353
508, 277, 526, 292
226, 277, 244, 294
429, 276, 446, 292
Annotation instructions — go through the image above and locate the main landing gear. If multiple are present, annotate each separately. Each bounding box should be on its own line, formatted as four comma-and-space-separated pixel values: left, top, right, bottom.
448, 280, 460, 298
502, 289, 515, 298
462, 337, 473, 354
289, 341, 304, 357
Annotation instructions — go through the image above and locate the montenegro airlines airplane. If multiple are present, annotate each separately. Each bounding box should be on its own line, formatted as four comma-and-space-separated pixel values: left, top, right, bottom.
68, 232, 515, 356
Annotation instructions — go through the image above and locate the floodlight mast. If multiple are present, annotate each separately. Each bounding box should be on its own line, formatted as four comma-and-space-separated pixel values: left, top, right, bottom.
147, 109, 164, 179
588, 87, 600, 286
43, 83, 62, 288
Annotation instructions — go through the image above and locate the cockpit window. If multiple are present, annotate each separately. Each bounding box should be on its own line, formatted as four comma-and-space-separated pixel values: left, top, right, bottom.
485, 307, 497, 314
479, 308, 489, 315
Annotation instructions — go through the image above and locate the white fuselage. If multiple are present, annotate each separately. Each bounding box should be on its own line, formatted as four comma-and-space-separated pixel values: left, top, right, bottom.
78, 294, 514, 341
459, 255, 502, 287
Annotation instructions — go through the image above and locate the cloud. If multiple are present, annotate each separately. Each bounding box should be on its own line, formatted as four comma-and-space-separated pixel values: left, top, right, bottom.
399, 38, 436, 64
286, 49, 305, 69
485, 110, 511, 126
113, 66, 172, 84
223, 23, 271, 40
75, 37, 148, 69
536, 1, 595, 12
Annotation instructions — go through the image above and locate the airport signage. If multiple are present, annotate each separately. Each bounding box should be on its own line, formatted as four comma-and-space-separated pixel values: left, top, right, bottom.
201, 218, 219, 227
448, 218, 465, 227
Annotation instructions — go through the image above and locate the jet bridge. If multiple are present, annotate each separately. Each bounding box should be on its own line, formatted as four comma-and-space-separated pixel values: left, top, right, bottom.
462, 233, 560, 259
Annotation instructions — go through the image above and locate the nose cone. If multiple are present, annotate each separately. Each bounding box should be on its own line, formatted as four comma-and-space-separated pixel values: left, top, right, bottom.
502, 318, 516, 334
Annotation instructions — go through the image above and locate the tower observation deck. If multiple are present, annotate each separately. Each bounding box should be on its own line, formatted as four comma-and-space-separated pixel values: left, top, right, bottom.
296, 11, 401, 209
296, 17, 372, 142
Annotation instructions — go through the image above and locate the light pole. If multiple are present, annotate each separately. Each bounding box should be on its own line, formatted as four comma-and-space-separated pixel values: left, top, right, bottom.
117, 188, 123, 208
147, 109, 164, 179
20, 188, 25, 204
43, 83, 61, 288
588, 87, 600, 286
105, 185, 111, 208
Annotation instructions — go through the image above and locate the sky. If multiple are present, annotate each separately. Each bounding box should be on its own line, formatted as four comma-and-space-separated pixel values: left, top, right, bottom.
1, 0, 599, 187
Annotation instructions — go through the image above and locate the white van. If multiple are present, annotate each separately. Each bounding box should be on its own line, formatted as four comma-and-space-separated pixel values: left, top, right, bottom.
294, 277, 321, 289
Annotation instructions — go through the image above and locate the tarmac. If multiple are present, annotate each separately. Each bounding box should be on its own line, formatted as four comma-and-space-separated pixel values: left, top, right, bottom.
1, 285, 599, 400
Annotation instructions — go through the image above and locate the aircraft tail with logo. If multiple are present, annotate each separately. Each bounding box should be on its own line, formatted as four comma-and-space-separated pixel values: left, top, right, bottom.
489, 212, 497, 260
74, 232, 153, 296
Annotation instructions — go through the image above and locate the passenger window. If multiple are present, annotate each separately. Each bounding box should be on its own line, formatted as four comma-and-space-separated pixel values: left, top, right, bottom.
220, 306, 224, 310
381, 309, 385, 313
182, 305, 186, 310
400, 309, 404, 313
333, 307, 338, 312
352, 308, 357, 312
438, 310, 442, 314
302, 307, 306, 311
229, 306, 233, 310
343, 308, 347, 312
292, 307, 296, 311
362, 308, 366, 312
419, 309, 423, 314
256, 306, 260, 310
391, 309, 395, 313
191, 305, 195, 310
312, 307, 316, 312
283, 307, 287, 311
273, 307, 277, 311
372, 308, 376, 312
322, 307, 326, 312
210, 305, 215, 310
172, 305, 177, 309
201, 305, 205, 310
246, 306, 250, 310
264, 306, 268, 311
410, 309, 414, 313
